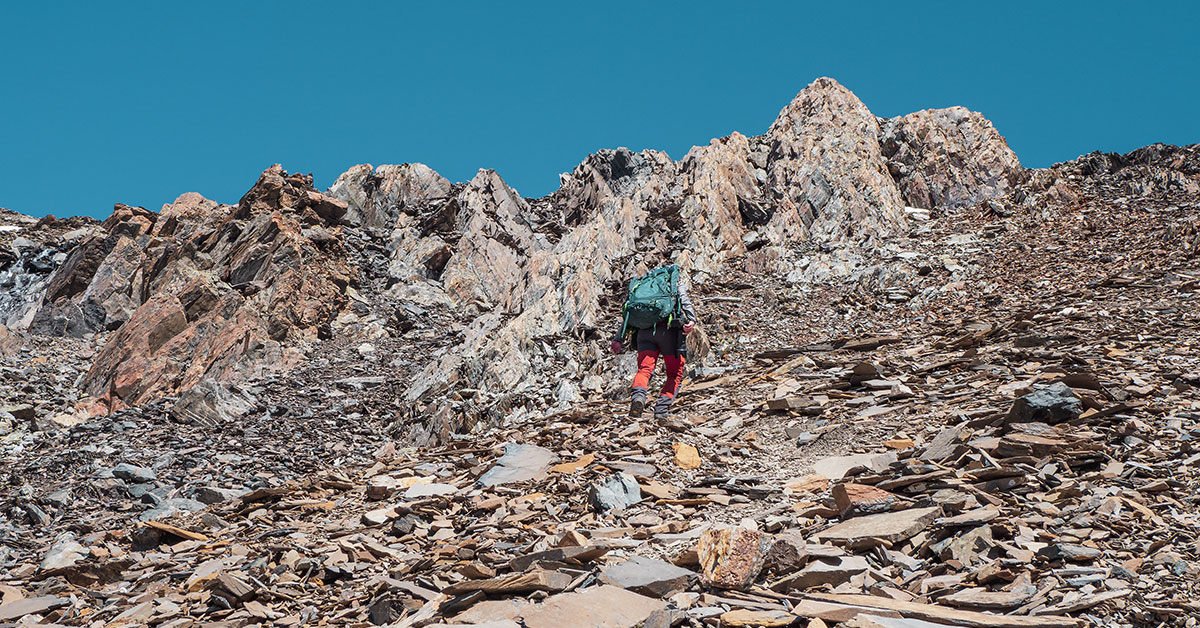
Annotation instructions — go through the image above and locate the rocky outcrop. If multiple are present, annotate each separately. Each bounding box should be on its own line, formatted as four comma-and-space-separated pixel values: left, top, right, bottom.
0, 211, 98, 329
880, 106, 1023, 210
329, 163, 451, 231
350, 79, 1029, 441
29, 204, 159, 336
75, 166, 352, 411
765, 77, 908, 241
442, 169, 541, 312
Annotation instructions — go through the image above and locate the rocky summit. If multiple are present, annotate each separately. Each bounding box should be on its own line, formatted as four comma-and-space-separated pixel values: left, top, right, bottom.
0, 77, 1198, 628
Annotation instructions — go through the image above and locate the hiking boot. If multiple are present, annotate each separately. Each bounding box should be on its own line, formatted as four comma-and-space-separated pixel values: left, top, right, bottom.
629, 386, 648, 418
653, 395, 673, 420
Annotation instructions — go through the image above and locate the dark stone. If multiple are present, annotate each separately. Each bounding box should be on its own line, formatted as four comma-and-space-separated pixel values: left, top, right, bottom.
1006, 382, 1082, 425
1037, 543, 1103, 563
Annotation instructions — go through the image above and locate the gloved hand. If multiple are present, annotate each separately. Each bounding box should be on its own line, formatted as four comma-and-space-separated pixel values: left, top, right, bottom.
610, 340, 623, 354
682, 321, 695, 335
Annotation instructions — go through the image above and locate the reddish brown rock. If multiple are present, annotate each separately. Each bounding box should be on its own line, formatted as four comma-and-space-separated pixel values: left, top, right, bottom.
0, 324, 18, 358
832, 483, 902, 516
697, 527, 773, 590
152, 192, 226, 238
80, 166, 351, 411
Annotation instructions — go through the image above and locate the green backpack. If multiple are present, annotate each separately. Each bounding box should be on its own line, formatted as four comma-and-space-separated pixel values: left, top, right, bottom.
620, 265, 682, 336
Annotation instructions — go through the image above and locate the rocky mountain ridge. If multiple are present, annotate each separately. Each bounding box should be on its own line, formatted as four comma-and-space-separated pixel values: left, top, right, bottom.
1, 78, 1027, 437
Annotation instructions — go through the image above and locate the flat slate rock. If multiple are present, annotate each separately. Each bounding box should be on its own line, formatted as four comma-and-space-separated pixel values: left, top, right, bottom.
812, 453, 897, 480
599, 555, 696, 598
0, 596, 68, 621
813, 507, 941, 547
452, 585, 667, 628
940, 587, 1030, 610
477, 444, 558, 487
808, 593, 1086, 628
774, 555, 869, 591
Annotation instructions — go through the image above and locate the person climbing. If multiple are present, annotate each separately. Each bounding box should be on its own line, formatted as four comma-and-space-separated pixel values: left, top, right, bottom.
609, 263, 697, 419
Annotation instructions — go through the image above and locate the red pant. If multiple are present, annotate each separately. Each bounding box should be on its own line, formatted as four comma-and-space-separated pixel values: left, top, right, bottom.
633, 350, 685, 398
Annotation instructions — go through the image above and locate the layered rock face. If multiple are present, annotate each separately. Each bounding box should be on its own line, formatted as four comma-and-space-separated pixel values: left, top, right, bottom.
5, 166, 353, 412
0, 210, 99, 329
880, 106, 1024, 210
765, 77, 908, 240
3, 77, 1025, 430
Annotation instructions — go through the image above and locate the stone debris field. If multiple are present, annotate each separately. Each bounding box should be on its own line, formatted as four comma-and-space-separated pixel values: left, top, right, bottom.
1, 79, 1199, 628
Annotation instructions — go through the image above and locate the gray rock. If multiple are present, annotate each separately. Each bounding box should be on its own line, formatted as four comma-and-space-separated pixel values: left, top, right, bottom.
1038, 543, 1103, 563
169, 379, 257, 427
794, 431, 819, 446
1006, 382, 1083, 425
599, 555, 696, 598
24, 503, 50, 525
139, 487, 170, 506
40, 534, 88, 571
587, 473, 642, 513
476, 443, 558, 487
194, 485, 247, 505
553, 380, 583, 407
0, 596, 69, 621
126, 483, 156, 498
774, 555, 869, 591
139, 497, 205, 521
42, 488, 72, 508
113, 462, 157, 483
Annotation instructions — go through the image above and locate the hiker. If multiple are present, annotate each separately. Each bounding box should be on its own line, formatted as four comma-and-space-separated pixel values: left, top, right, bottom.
609, 264, 697, 419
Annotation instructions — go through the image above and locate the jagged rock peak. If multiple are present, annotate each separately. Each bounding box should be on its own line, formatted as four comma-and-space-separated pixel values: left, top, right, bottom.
880, 106, 1024, 210
765, 77, 908, 241
237, 164, 348, 225
328, 163, 452, 230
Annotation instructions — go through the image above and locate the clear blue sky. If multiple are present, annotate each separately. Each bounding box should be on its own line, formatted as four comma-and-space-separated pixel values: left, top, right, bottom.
2, 2, 1196, 219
